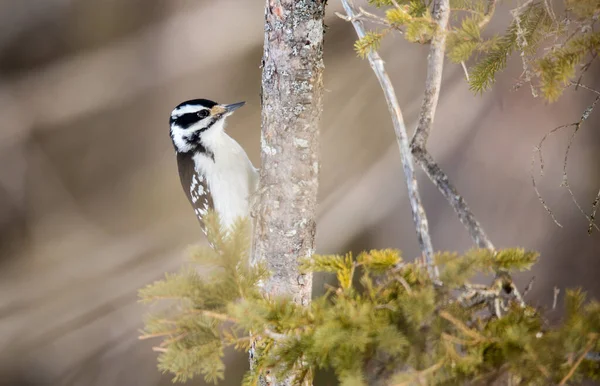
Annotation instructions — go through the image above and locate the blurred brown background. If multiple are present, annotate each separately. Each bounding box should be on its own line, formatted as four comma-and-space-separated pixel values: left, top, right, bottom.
0, 1, 598, 385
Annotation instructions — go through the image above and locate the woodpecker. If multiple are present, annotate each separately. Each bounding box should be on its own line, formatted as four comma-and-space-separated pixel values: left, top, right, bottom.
169, 98, 259, 236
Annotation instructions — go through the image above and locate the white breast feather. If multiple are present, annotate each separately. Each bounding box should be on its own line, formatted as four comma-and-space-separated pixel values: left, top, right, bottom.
192, 125, 258, 231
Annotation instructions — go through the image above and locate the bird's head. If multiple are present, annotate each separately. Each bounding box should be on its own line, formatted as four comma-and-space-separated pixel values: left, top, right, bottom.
169, 98, 245, 153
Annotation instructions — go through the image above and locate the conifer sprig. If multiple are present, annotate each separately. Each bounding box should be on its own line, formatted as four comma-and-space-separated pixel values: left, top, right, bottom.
140, 230, 600, 385
138, 210, 268, 383
352, 0, 600, 102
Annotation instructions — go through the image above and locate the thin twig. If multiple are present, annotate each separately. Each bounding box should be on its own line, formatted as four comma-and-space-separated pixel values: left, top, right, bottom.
511, 0, 538, 97
588, 188, 600, 234
560, 96, 600, 232
393, 361, 444, 386
390, 0, 402, 9
559, 335, 598, 385
359, 7, 393, 27
574, 53, 597, 89
571, 81, 600, 95
525, 344, 552, 379
553, 287, 560, 310
397, 276, 413, 294
442, 332, 474, 346
531, 143, 564, 228
190, 309, 238, 323
478, 0, 498, 29
341, 0, 438, 281
159, 332, 188, 347
494, 297, 502, 317
523, 276, 535, 297
335, 10, 391, 27
139, 329, 179, 340
531, 94, 600, 231
460, 61, 470, 81
264, 328, 287, 341
439, 311, 487, 342
508, 281, 527, 308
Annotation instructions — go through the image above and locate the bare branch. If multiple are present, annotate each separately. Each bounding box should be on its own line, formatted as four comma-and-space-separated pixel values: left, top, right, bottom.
406, 0, 495, 251
478, 0, 498, 28
410, 0, 450, 149
562, 96, 600, 228
264, 328, 287, 342
531, 140, 564, 228
359, 7, 394, 27
559, 335, 598, 385
340, 0, 437, 280
460, 61, 470, 81
511, 0, 539, 97
523, 276, 535, 297
571, 81, 600, 95
335, 9, 391, 27
413, 150, 495, 249
532, 94, 600, 231
589, 188, 600, 235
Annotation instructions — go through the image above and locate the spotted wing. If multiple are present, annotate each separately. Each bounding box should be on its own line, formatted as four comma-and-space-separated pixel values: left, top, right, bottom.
176, 152, 214, 236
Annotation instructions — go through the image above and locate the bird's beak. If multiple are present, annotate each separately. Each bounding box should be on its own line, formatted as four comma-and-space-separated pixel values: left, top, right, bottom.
223, 101, 246, 112
211, 101, 246, 116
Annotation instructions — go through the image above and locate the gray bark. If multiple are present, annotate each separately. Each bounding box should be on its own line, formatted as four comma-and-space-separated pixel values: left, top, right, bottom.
409, 0, 495, 251
252, 0, 325, 306
250, 0, 326, 384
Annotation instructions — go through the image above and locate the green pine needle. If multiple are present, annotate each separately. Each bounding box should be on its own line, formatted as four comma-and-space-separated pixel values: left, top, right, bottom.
354, 31, 386, 58
139, 210, 599, 385
469, 2, 552, 93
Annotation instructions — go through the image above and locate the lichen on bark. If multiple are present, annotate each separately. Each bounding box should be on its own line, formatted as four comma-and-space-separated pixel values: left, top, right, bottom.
252, 0, 325, 306
250, 2, 325, 384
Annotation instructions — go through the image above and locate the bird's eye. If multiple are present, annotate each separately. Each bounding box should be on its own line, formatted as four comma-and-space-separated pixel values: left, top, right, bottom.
197, 110, 209, 119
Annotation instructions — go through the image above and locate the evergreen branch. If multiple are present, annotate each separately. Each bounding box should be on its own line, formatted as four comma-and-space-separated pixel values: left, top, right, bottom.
469, 1, 552, 93
538, 32, 600, 101
340, 0, 438, 281
354, 30, 387, 58
526, 345, 552, 379
141, 241, 600, 384
356, 249, 402, 272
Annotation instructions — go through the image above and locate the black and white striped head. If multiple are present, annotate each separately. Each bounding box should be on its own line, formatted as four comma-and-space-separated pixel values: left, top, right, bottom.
169, 98, 245, 153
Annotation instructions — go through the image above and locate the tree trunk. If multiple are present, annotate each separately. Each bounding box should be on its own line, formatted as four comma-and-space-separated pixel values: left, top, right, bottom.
250, 0, 325, 383
252, 0, 325, 306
